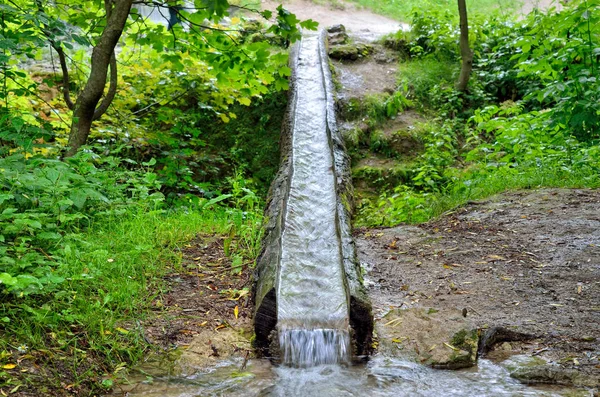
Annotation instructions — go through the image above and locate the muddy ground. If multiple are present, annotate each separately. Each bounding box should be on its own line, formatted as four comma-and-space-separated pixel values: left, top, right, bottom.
357, 188, 600, 379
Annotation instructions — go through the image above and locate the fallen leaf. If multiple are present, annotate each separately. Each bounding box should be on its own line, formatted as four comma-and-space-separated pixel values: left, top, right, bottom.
2, 363, 16, 369
234, 305, 239, 319
487, 255, 506, 261
444, 343, 460, 351
115, 327, 129, 335
383, 318, 402, 327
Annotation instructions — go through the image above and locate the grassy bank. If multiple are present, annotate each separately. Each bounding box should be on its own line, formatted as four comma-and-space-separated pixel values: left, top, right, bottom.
1, 201, 261, 395
347, 1, 600, 227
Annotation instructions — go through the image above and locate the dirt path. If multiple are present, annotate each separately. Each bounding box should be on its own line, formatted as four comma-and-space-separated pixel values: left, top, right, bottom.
261, 0, 406, 40
357, 188, 600, 380
260, 0, 563, 33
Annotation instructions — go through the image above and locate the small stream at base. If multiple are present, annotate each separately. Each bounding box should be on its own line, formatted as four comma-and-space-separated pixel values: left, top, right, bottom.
117, 355, 588, 397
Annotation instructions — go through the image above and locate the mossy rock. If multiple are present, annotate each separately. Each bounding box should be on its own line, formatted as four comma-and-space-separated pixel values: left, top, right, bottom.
382, 36, 410, 59
327, 24, 349, 46
329, 43, 374, 61
367, 129, 424, 159
386, 130, 424, 157
510, 366, 600, 388
352, 160, 417, 190
376, 307, 478, 370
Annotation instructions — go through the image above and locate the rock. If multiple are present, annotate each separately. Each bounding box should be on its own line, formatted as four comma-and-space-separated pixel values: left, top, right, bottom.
327, 24, 346, 33
478, 326, 536, 356
327, 25, 349, 46
382, 36, 410, 52
329, 31, 349, 46
329, 43, 374, 61
377, 307, 478, 369
510, 365, 600, 388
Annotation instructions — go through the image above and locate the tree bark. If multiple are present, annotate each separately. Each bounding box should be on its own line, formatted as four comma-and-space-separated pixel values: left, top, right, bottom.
65, 0, 133, 157
456, 0, 473, 92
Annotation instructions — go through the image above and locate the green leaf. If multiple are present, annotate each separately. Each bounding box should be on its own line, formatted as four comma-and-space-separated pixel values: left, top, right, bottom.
70, 189, 88, 209
0, 273, 18, 286
201, 194, 232, 210
37, 232, 62, 240
238, 97, 251, 106
0, 194, 13, 206
300, 19, 319, 31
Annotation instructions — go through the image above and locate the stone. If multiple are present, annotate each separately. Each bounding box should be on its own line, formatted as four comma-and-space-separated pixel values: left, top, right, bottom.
377, 307, 478, 369
328, 44, 374, 61
327, 24, 349, 46
329, 31, 349, 46
510, 365, 600, 388
327, 24, 346, 34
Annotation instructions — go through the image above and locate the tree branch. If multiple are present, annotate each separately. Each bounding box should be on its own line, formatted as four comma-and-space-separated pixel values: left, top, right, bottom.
48, 40, 75, 110
93, 51, 117, 120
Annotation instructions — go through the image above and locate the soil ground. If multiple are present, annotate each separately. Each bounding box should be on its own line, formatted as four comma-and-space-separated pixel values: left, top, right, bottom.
140, 234, 254, 357
357, 188, 600, 378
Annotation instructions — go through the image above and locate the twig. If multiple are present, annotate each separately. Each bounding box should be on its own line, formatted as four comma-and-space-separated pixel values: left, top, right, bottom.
240, 350, 250, 370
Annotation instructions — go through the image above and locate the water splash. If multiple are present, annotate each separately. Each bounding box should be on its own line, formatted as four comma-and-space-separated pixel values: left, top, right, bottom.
279, 328, 351, 367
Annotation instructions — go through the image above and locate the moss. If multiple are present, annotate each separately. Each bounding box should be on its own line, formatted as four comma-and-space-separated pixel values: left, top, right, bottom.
328, 43, 374, 61
450, 329, 479, 354
352, 162, 417, 190
342, 125, 364, 150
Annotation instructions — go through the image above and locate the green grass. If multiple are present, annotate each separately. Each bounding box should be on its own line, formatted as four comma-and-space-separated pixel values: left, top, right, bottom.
0, 204, 261, 394
343, 0, 520, 22
397, 57, 458, 103
358, 164, 600, 226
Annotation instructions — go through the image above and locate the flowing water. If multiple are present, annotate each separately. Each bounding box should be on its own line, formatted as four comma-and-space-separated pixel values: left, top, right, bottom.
276, 32, 351, 367
116, 355, 590, 397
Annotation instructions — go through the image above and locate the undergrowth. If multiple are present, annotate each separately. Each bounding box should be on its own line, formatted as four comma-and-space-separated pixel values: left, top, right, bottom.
0, 152, 264, 394
354, 1, 600, 226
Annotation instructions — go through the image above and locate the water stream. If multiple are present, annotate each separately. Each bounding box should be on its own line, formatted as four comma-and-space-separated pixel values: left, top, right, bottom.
117, 355, 588, 396
276, 32, 351, 367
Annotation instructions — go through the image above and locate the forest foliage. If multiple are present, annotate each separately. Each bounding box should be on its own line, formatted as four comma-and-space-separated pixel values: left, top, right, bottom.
354, 0, 600, 226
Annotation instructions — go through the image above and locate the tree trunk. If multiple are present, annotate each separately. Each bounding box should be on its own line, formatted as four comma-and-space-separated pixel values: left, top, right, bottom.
456, 0, 473, 92
65, 0, 133, 157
